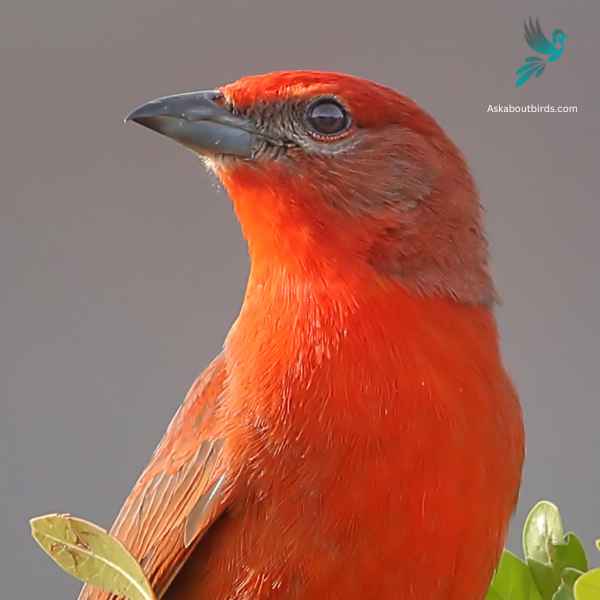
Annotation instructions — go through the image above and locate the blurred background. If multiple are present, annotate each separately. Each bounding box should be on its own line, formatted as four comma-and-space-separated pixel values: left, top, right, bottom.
1, 0, 598, 597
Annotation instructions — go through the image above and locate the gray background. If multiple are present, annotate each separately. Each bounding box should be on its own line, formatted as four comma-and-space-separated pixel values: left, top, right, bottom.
2, 0, 598, 597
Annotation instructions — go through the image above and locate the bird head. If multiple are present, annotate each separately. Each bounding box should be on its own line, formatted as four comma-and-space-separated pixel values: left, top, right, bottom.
127, 71, 494, 305
552, 29, 567, 47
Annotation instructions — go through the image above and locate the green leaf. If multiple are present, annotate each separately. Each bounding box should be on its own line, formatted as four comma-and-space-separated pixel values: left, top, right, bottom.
528, 558, 562, 600
551, 533, 588, 574
522, 502, 585, 600
485, 589, 504, 600
553, 581, 574, 600
30, 513, 156, 600
574, 569, 600, 600
485, 550, 542, 600
523, 501, 564, 565
553, 568, 584, 600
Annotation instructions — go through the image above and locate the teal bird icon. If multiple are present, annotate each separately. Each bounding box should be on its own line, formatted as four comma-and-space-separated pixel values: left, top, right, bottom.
515, 18, 567, 88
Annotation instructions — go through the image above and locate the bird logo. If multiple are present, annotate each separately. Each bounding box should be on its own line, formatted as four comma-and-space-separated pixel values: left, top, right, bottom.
515, 18, 567, 88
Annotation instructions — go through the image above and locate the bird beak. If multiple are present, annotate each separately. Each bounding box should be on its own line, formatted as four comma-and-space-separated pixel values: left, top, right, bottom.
125, 90, 257, 158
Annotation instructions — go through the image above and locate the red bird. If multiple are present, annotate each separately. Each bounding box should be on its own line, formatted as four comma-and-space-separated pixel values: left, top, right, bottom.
80, 71, 524, 600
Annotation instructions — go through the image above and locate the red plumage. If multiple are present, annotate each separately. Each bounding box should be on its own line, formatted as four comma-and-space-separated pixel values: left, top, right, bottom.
81, 71, 524, 600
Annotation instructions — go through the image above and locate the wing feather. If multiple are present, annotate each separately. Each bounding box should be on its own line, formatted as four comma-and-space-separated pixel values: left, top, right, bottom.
524, 17, 555, 55
78, 354, 233, 600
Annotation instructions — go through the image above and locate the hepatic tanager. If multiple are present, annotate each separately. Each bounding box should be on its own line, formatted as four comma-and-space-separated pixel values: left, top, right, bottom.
80, 71, 524, 600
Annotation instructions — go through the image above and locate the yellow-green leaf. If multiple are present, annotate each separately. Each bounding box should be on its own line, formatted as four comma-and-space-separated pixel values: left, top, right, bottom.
574, 568, 600, 600
30, 513, 156, 600
523, 501, 564, 565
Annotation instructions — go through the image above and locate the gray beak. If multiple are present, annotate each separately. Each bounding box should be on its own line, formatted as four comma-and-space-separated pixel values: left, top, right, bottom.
125, 90, 256, 158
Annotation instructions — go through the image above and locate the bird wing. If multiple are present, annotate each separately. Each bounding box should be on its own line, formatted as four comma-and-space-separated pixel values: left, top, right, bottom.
78, 354, 233, 600
515, 56, 546, 88
524, 17, 555, 56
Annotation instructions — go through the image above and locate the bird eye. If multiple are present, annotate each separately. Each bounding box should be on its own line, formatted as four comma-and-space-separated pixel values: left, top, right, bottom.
305, 99, 350, 137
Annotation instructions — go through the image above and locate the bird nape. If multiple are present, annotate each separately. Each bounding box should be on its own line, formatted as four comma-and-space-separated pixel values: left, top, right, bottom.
82, 71, 524, 600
